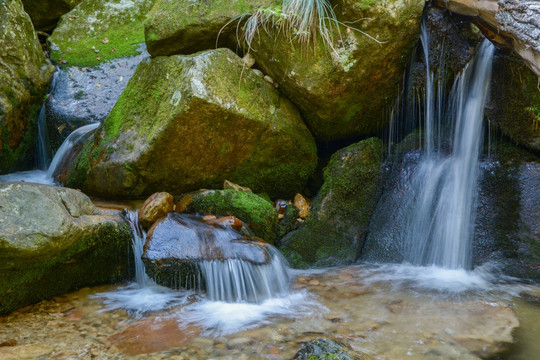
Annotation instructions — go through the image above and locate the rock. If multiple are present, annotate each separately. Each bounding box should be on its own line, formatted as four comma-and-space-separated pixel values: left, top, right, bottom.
186, 189, 278, 243
294, 193, 310, 219
253, 69, 264, 77
138, 192, 174, 229
0, 183, 132, 315
276, 204, 300, 241
434, 0, 540, 77
0, 0, 55, 173
242, 53, 256, 68
66, 48, 317, 199
45, 45, 150, 152
48, 0, 158, 67
0, 344, 54, 360
144, 0, 278, 56
294, 338, 374, 360
142, 213, 272, 287
275, 199, 288, 214
280, 138, 384, 268
21, 0, 83, 31
108, 316, 200, 355
486, 53, 540, 151
223, 180, 252, 193
206, 216, 244, 232
175, 192, 197, 214
249, 0, 424, 142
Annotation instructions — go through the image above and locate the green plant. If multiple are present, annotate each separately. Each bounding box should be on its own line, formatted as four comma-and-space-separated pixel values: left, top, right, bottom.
219, 0, 383, 55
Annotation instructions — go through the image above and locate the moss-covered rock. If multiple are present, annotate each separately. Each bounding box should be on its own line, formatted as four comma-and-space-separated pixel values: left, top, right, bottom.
47, 0, 157, 67
66, 48, 317, 199
186, 189, 278, 242
293, 338, 374, 360
487, 53, 540, 151
0, 0, 55, 173
249, 0, 424, 142
280, 137, 384, 268
0, 183, 132, 314
144, 0, 279, 56
21, 0, 83, 31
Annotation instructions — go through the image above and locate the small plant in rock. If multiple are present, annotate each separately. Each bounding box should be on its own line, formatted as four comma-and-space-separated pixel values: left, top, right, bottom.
219, 0, 383, 55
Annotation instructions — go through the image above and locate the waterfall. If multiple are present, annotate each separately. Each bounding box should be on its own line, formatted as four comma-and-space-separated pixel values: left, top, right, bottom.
124, 210, 152, 286
403, 39, 495, 269
35, 70, 58, 170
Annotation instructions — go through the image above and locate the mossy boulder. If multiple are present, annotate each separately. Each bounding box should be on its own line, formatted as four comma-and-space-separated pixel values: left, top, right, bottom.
186, 189, 278, 242
21, 0, 83, 31
66, 48, 317, 199
249, 0, 424, 142
0, 183, 132, 314
0, 0, 55, 173
144, 0, 279, 56
280, 137, 384, 268
294, 338, 374, 360
487, 53, 540, 151
47, 0, 157, 67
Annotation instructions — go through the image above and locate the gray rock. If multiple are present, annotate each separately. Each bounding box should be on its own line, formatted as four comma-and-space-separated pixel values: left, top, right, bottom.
294, 338, 374, 360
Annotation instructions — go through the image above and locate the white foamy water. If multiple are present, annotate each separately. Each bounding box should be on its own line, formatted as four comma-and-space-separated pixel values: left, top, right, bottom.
178, 290, 327, 336
0, 170, 55, 185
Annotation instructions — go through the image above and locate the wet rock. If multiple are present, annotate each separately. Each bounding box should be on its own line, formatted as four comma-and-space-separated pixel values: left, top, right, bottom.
242, 53, 256, 68
294, 193, 310, 219
248, 0, 424, 142
0, 344, 54, 360
281, 138, 384, 268
142, 213, 272, 288
0, 0, 55, 173
223, 180, 252, 193
276, 204, 300, 241
138, 191, 175, 229
0, 183, 132, 314
45, 45, 150, 151
108, 316, 200, 355
66, 48, 317, 199
48, 0, 158, 67
294, 338, 374, 360
206, 216, 244, 232
21, 0, 83, 31
186, 189, 278, 243
144, 0, 278, 56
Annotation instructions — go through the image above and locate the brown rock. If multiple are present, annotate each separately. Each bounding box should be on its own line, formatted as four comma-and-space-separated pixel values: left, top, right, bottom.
175, 192, 197, 213
0, 344, 53, 359
206, 216, 243, 232
138, 192, 174, 229
108, 316, 200, 355
294, 193, 310, 219
0, 340, 17, 347
223, 180, 252, 193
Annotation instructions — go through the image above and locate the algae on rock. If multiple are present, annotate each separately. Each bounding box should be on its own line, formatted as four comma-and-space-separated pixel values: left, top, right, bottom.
21, 0, 83, 31
280, 137, 384, 268
48, 0, 157, 67
0, 0, 55, 173
66, 48, 317, 199
0, 183, 132, 314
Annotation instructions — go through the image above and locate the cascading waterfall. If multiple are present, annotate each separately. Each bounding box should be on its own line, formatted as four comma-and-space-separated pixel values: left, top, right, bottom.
35, 70, 58, 170
403, 39, 495, 269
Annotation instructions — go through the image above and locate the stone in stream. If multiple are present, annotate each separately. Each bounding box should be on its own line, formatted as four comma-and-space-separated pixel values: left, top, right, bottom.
66, 48, 317, 199
138, 191, 175, 229
0, 183, 132, 315
281, 138, 384, 268
21, 0, 83, 31
0, 0, 55, 174
48, 0, 158, 67
294, 338, 374, 360
141, 212, 272, 289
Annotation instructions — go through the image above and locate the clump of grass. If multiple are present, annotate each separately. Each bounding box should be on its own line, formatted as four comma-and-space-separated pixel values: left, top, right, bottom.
219, 0, 384, 55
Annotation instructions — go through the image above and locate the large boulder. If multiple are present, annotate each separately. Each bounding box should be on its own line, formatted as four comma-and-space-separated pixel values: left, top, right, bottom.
144, 0, 278, 56
0, 0, 55, 173
0, 183, 132, 314
280, 137, 384, 268
142, 212, 273, 288
47, 0, 157, 67
21, 0, 83, 31
185, 189, 278, 242
249, 0, 425, 142
66, 48, 317, 199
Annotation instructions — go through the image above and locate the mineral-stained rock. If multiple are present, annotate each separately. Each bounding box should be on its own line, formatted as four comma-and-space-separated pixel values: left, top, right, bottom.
138, 191, 174, 229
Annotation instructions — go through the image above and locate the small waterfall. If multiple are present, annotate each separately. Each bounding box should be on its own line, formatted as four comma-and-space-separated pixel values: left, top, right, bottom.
47, 122, 99, 180
36, 70, 59, 170
403, 39, 495, 269
125, 211, 291, 303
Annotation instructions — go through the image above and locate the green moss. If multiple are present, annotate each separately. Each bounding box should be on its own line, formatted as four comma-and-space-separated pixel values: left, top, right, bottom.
188, 189, 278, 242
